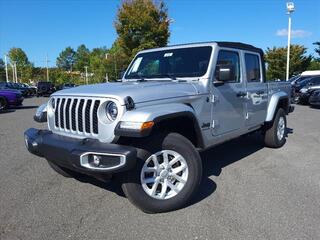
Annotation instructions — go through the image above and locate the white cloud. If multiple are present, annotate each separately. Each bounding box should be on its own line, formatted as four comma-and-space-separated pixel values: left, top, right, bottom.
276, 28, 312, 38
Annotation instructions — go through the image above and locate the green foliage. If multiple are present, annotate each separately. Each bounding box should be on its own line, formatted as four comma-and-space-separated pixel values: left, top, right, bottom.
313, 42, 320, 59
307, 59, 320, 70
105, 40, 129, 80
265, 45, 312, 80
8, 48, 30, 66
50, 68, 74, 85
56, 47, 76, 71
115, 0, 170, 59
32, 67, 47, 82
74, 44, 90, 72
89, 47, 108, 83
8, 48, 33, 83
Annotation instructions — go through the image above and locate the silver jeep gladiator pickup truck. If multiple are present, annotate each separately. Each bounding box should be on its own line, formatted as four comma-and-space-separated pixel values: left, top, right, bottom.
25, 42, 294, 213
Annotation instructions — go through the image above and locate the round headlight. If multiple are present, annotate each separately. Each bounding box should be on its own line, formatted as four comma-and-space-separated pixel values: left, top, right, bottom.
105, 101, 118, 121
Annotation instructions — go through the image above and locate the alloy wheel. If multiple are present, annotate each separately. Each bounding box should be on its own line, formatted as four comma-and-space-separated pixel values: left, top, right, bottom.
140, 150, 189, 200
277, 116, 285, 141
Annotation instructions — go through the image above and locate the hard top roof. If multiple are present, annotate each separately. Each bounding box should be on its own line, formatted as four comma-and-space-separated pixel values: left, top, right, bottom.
139, 41, 264, 55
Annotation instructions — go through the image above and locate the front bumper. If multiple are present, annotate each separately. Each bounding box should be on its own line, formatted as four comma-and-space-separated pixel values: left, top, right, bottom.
24, 128, 137, 175
296, 93, 310, 103
9, 97, 24, 106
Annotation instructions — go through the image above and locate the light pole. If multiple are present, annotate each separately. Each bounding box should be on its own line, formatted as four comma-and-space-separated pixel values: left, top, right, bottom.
4, 55, 9, 82
10, 62, 16, 83
286, 2, 295, 81
14, 62, 18, 83
84, 66, 88, 84
10, 63, 14, 82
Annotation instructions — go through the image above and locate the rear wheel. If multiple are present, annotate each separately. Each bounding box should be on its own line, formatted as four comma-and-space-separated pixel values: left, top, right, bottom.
0, 97, 8, 110
264, 108, 287, 148
121, 133, 202, 213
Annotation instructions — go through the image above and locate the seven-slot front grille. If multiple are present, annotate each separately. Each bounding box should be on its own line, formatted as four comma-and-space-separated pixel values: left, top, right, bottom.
54, 97, 100, 135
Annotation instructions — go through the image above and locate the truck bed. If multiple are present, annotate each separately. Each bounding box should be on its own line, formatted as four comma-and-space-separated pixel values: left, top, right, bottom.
267, 81, 292, 101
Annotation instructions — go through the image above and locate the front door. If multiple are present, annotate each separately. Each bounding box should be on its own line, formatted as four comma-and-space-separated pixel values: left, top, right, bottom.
211, 49, 246, 136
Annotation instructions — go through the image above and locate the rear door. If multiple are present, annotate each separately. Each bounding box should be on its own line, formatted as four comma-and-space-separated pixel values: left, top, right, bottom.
243, 52, 268, 126
211, 49, 246, 136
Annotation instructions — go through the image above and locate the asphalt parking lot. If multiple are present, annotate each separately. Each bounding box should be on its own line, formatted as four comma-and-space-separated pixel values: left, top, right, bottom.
1, 97, 320, 240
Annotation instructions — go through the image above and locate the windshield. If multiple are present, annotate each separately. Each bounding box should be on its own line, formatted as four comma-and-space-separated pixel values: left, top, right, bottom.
125, 46, 212, 79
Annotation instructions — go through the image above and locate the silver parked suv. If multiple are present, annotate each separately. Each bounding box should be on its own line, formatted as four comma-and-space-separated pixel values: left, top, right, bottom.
25, 42, 294, 213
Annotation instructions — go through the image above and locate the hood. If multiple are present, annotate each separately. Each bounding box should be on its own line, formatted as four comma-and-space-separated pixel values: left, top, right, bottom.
52, 81, 201, 105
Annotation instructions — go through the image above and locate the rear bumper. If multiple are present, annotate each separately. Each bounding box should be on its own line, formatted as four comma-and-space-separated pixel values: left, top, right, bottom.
24, 128, 137, 175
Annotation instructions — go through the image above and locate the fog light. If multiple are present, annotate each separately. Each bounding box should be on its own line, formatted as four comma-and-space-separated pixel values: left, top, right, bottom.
92, 155, 101, 166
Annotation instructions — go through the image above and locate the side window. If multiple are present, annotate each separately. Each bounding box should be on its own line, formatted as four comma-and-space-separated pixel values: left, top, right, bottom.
311, 77, 320, 85
215, 50, 241, 82
245, 53, 261, 82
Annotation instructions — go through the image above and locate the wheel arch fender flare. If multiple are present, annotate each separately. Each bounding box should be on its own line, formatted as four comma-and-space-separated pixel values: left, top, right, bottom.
120, 103, 196, 123
118, 103, 205, 148
265, 91, 289, 122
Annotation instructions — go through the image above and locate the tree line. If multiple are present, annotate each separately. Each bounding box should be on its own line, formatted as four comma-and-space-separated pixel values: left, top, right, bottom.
0, 0, 319, 84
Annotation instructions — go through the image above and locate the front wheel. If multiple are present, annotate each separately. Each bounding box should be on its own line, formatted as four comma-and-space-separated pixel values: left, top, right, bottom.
0, 97, 8, 111
121, 133, 202, 213
264, 108, 287, 148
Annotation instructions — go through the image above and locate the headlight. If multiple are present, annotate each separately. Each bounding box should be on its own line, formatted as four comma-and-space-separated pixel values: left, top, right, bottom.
34, 103, 48, 122
300, 88, 308, 93
50, 98, 55, 110
105, 101, 118, 121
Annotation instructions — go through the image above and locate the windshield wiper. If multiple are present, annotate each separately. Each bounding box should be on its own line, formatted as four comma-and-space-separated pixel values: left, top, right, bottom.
136, 78, 147, 82
161, 74, 189, 82
160, 73, 176, 80
126, 74, 148, 82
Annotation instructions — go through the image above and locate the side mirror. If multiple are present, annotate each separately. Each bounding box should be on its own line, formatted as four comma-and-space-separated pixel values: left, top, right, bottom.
214, 65, 235, 85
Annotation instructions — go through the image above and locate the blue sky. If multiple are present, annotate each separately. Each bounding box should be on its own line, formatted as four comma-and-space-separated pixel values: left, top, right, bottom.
0, 0, 319, 67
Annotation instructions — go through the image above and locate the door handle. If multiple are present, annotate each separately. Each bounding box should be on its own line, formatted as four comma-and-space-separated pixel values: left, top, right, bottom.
256, 90, 265, 95
236, 91, 247, 97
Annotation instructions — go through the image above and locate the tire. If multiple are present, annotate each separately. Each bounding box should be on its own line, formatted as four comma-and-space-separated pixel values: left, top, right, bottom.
294, 96, 300, 104
47, 160, 80, 178
121, 133, 202, 213
264, 108, 287, 148
0, 97, 8, 111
